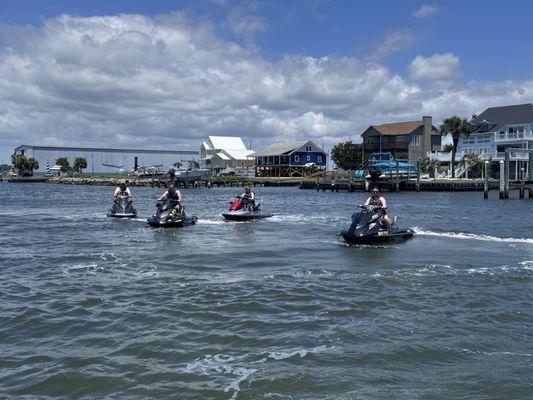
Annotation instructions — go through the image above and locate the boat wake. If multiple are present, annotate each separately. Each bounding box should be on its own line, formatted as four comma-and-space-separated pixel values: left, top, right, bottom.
413, 228, 533, 245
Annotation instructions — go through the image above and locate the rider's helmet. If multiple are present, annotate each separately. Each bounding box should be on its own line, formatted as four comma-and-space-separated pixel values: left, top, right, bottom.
119, 180, 126, 191
245, 186, 251, 193
168, 183, 175, 192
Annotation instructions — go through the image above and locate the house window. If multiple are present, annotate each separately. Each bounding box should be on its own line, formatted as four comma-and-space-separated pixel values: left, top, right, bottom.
509, 126, 524, 133
295, 155, 299, 162
476, 134, 490, 143
305, 145, 312, 151
306, 155, 311, 161
410, 135, 421, 146
463, 137, 476, 144
318, 156, 322, 163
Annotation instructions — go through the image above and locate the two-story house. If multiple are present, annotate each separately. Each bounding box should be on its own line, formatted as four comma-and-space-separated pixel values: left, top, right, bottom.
361, 116, 441, 162
457, 103, 533, 179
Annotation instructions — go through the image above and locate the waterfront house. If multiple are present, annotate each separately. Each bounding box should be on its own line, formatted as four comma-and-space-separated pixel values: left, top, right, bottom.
199, 136, 255, 176
456, 103, 533, 179
360, 116, 441, 162
254, 141, 327, 177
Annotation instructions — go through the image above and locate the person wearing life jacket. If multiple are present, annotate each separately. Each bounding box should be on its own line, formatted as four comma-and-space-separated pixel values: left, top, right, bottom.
239, 186, 255, 211
158, 183, 183, 214
114, 180, 132, 201
364, 187, 391, 230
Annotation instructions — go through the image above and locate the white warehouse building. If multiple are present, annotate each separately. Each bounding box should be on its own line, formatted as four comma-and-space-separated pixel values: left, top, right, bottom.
13, 145, 199, 175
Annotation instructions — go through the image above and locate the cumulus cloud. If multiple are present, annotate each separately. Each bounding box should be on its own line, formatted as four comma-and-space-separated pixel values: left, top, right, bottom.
0, 13, 532, 163
413, 4, 438, 19
409, 53, 460, 81
371, 30, 415, 60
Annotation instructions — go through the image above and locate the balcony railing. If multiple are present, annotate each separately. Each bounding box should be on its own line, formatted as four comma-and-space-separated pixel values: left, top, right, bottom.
495, 151, 530, 160
495, 131, 533, 142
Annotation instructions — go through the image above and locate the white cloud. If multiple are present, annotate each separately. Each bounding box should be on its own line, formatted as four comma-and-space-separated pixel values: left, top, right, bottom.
413, 4, 438, 19
372, 30, 415, 60
409, 53, 460, 81
0, 13, 532, 163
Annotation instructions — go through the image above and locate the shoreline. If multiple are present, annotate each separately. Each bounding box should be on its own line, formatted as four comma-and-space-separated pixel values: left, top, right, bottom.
3, 175, 505, 192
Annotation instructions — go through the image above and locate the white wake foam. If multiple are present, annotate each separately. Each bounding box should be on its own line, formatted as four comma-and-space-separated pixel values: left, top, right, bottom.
414, 228, 533, 245
184, 354, 256, 400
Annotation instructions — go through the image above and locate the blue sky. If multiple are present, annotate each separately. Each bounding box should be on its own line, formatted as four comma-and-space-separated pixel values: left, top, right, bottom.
1, 0, 532, 162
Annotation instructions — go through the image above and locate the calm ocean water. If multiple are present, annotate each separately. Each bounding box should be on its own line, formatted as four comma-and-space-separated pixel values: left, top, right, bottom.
1, 182, 532, 399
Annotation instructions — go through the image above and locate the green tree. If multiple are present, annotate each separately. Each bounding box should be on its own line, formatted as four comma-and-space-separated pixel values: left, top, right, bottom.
55, 157, 70, 173
439, 116, 470, 178
28, 157, 39, 173
73, 157, 88, 173
461, 153, 484, 179
419, 156, 440, 178
173, 161, 182, 169
11, 155, 39, 176
0, 164, 10, 174
442, 144, 453, 153
331, 141, 363, 170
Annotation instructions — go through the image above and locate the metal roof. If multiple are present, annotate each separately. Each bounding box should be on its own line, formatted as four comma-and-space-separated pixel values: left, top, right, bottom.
222, 149, 255, 160
253, 141, 311, 157
14, 145, 198, 155
208, 136, 247, 150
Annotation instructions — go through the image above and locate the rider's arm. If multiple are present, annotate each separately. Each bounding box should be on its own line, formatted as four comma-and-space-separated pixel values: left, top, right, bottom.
158, 192, 167, 201
114, 187, 120, 198
176, 190, 182, 201
364, 197, 371, 206
249, 192, 255, 200
380, 197, 387, 209
126, 188, 132, 197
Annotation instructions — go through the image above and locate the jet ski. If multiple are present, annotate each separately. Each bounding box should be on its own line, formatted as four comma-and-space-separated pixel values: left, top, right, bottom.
221, 196, 273, 221
107, 195, 137, 218
341, 205, 414, 245
146, 199, 198, 228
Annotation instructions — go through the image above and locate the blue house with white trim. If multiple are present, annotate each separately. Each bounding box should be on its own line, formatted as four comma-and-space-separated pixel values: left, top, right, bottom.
254, 141, 327, 177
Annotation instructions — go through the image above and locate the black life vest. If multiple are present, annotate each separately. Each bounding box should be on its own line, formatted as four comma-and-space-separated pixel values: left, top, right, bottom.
370, 196, 383, 207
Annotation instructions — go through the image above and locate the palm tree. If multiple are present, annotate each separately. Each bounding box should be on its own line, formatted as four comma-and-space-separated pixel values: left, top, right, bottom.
440, 116, 470, 178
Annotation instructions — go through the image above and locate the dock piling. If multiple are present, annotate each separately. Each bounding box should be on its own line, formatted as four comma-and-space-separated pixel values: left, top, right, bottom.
499, 160, 505, 199
504, 152, 510, 199
416, 159, 420, 193
484, 161, 489, 199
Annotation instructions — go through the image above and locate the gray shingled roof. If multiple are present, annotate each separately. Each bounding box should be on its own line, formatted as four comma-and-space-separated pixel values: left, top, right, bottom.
253, 141, 308, 157
472, 103, 533, 124
470, 103, 533, 133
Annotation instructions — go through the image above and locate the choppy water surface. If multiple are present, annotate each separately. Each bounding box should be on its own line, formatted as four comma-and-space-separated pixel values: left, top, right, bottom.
1, 182, 532, 399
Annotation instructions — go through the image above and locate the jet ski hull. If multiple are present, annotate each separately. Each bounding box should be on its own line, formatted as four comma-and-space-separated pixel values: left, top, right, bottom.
341, 229, 414, 245
107, 198, 137, 218
222, 212, 273, 221
146, 216, 198, 228
107, 212, 137, 218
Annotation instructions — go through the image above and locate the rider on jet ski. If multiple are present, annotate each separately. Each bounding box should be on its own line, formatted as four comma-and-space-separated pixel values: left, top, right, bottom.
158, 183, 183, 215
364, 187, 391, 230
239, 186, 255, 211
114, 180, 132, 201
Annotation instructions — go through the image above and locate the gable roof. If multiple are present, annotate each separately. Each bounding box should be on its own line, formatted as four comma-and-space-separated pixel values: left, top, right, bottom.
222, 149, 255, 160
253, 141, 308, 157
208, 136, 247, 150
472, 103, 533, 124
363, 120, 440, 137
253, 141, 326, 157
372, 121, 422, 136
